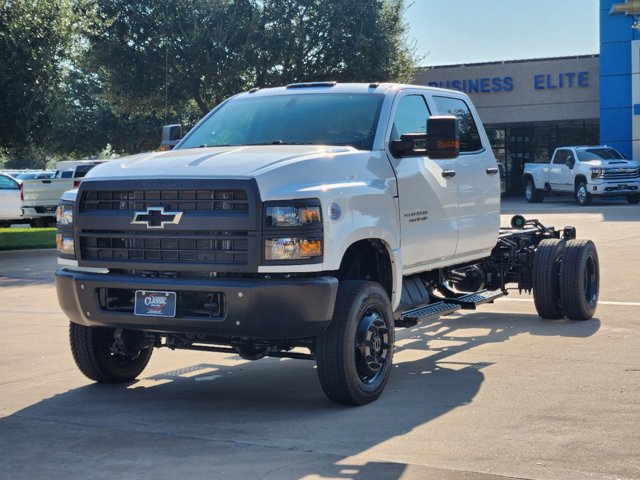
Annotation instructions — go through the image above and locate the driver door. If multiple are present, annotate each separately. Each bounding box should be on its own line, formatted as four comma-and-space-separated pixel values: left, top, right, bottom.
385, 92, 458, 270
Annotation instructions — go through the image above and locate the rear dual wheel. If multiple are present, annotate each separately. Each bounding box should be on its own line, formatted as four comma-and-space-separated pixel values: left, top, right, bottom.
532, 239, 599, 321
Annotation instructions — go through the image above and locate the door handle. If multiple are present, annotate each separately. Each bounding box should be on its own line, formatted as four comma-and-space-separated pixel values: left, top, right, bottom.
486, 167, 499, 175
442, 170, 456, 178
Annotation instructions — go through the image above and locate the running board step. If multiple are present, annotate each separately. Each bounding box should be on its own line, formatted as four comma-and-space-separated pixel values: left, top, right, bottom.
396, 290, 505, 327
398, 302, 461, 327
447, 289, 505, 309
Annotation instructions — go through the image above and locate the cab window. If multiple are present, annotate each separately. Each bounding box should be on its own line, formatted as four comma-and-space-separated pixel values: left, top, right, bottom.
433, 96, 483, 152
553, 150, 571, 165
391, 95, 430, 139
391, 95, 430, 150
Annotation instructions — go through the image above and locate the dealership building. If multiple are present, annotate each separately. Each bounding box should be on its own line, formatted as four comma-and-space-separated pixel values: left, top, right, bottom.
413, 0, 639, 196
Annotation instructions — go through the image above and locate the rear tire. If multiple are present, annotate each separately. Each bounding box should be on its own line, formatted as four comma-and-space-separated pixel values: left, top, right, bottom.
69, 323, 153, 383
575, 181, 592, 206
316, 281, 394, 405
524, 179, 544, 203
559, 240, 599, 320
627, 194, 640, 204
532, 239, 565, 319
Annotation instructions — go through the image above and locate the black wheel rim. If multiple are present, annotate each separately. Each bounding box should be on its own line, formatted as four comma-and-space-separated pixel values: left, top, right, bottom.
583, 255, 598, 307
355, 307, 390, 384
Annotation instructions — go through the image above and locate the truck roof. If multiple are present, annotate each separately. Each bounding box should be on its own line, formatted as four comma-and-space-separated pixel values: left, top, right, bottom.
233, 82, 463, 99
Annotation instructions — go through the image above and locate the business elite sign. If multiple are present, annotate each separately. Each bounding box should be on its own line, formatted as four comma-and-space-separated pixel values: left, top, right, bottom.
427, 71, 591, 94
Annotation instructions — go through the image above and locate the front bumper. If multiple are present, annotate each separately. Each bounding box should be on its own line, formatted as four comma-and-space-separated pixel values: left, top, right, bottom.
56, 269, 338, 339
589, 182, 640, 196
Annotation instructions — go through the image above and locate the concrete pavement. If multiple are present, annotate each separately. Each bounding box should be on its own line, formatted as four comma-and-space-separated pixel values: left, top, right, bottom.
0, 199, 639, 480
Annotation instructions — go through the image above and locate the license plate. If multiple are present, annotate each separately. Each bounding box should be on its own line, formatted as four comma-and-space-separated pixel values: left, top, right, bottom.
134, 290, 177, 317
619, 184, 627, 190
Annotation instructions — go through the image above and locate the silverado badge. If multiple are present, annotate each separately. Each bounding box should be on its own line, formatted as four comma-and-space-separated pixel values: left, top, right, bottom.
131, 207, 183, 229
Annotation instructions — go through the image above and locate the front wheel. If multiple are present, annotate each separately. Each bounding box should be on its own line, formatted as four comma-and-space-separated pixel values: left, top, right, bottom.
575, 181, 592, 206
627, 194, 640, 204
315, 281, 394, 405
69, 323, 153, 383
524, 179, 544, 203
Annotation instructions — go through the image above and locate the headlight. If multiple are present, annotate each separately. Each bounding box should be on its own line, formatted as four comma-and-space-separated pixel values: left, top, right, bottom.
590, 168, 602, 180
265, 205, 321, 227
56, 204, 73, 225
56, 202, 75, 258
56, 234, 75, 255
265, 238, 322, 261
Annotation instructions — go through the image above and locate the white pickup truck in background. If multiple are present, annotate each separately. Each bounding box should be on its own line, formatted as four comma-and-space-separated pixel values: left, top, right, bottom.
21, 161, 106, 227
523, 146, 640, 205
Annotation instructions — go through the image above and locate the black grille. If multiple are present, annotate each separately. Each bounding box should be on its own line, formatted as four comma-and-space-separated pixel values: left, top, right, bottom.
81, 189, 249, 212
80, 230, 249, 265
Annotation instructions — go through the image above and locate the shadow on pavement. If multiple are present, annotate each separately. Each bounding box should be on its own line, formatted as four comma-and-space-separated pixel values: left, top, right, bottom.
0, 312, 600, 480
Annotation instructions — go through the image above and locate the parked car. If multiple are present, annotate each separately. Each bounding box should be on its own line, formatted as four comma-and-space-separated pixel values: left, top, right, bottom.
523, 146, 640, 205
0, 173, 23, 226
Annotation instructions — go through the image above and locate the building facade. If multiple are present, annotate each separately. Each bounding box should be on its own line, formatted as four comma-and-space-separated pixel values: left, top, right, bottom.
414, 55, 600, 195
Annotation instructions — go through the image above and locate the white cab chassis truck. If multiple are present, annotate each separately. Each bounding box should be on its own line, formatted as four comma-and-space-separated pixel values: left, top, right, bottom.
523, 146, 640, 206
55, 83, 600, 405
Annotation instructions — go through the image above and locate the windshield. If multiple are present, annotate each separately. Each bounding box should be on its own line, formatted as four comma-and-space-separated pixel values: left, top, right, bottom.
577, 148, 624, 161
179, 93, 384, 151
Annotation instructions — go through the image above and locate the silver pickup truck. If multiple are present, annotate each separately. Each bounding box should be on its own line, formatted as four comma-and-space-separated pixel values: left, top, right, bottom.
523, 146, 640, 205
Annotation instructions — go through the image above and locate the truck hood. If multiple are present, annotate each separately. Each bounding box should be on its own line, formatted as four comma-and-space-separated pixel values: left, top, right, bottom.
582, 159, 640, 168
84, 145, 357, 180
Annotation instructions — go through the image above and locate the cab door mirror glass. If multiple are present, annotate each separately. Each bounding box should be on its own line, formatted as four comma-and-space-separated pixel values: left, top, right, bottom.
426, 116, 459, 159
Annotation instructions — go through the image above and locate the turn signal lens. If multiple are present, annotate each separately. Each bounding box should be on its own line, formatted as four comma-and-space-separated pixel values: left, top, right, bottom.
56, 234, 75, 256
265, 238, 322, 261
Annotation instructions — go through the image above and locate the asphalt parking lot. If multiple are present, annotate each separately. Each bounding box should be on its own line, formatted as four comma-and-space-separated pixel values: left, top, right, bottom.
0, 197, 638, 480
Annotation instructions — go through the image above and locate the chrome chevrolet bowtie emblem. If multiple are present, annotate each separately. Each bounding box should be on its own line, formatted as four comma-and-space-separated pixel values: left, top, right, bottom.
131, 207, 183, 229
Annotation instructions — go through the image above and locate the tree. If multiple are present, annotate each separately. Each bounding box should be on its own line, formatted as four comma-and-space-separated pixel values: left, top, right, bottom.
0, 0, 86, 166
88, 0, 417, 118
256, 0, 417, 87
88, 0, 259, 117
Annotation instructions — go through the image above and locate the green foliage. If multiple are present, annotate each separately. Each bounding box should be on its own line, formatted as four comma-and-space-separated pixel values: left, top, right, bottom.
0, 0, 89, 166
0, 228, 57, 251
89, 0, 418, 116
89, 0, 259, 115
0, 0, 418, 167
256, 0, 417, 86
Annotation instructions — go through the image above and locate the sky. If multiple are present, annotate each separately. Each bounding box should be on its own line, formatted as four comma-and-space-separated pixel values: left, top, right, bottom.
404, 0, 600, 67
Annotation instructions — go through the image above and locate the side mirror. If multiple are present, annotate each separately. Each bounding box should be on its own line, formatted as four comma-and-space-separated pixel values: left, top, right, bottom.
160, 124, 182, 151
567, 155, 575, 169
390, 138, 415, 156
426, 116, 459, 159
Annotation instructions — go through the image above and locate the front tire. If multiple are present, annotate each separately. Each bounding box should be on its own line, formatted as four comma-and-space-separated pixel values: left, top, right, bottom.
559, 240, 599, 320
316, 281, 394, 405
524, 179, 544, 203
69, 323, 153, 383
575, 181, 592, 206
627, 194, 640, 204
